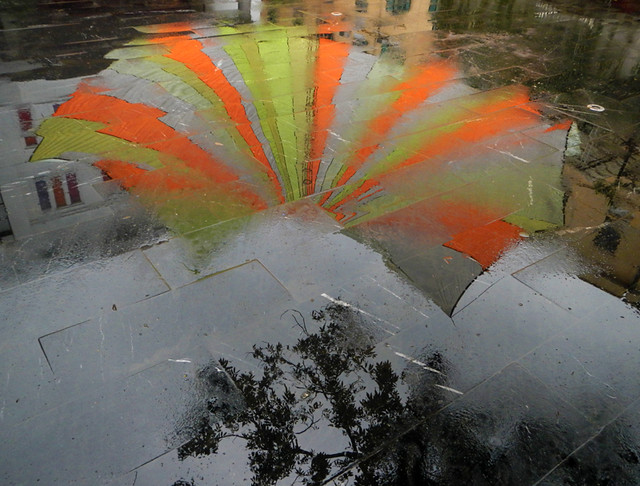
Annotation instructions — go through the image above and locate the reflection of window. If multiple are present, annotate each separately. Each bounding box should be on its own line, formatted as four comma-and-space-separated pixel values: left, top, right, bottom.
17, 108, 32, 131
34, 172, 82, 211
386, 0, 411, 14
66, 173, 81, 203
52, 177, 66, 208
355, 0, 368, 13
35, 180, 51, 211
18, 107, 38, 147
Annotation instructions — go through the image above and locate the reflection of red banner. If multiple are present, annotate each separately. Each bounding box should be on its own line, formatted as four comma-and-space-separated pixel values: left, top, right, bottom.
151, 35, 284, 201
444, 220, 522, 269
307, 39, 350, 196
33, 25, 564, 274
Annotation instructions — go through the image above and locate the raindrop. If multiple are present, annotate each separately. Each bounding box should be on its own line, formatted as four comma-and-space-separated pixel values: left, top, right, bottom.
587, 104, 605, 112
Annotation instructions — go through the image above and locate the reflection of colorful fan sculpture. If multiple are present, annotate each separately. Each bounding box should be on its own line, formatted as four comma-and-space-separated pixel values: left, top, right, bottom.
31, 23, 565, 280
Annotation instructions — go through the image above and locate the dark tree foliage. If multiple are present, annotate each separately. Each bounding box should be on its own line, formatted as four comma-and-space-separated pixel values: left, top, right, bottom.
176, 304, 638, 486
177, 304, 427, 485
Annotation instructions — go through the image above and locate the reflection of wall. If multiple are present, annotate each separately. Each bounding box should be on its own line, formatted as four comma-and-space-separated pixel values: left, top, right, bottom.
562, 130, 640, 306
0, 78, 112, 239
266, 0, 435, 61
434, 0, 535, 30
1, 160, 110, 239
349, 0, 436, 58
595, 20, 640, 79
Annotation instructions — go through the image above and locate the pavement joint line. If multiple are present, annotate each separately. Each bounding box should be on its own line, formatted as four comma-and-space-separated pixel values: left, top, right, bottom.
532, 408, 620, 486
5, 354, 204, 430
516, 358, 600, 423
320, 292, 396, 334
126, 447, 174, 475
451, 278, 496, 317
532, 427, 605, 486
181, 258, 254, 284
178, 257, 292, 297
141, 247, 171, 290
37, 336, 54, 375
37, 318, 93, 374
513, 272, 608, 319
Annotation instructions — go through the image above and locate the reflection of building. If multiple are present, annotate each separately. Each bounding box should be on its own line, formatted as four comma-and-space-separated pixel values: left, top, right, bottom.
1, 159, 110, 239
595, 20, 640, 80
202, 0, 259, 22
38, 0, 201, 9
0, 79, 112, 240
563, 127, 640, 306
267, 0, 437, 61
346, 0, 436, 59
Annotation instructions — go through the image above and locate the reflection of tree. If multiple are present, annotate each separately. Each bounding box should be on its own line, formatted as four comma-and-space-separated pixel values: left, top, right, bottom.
176, 304, 639, 485
178, 304, 422, 485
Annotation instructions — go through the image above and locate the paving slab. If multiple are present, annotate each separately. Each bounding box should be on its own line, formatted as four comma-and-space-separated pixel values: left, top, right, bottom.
0, 250, 169, 426
519, 301, 640, 425
409, 275, 575, 393
513, 247, 623, 318
254, 232, 386, 303
142, 201, 343, 290
349, 363, 595, 485
454, 233, 571, 314
37, 260, 291, 395
536, 397, 640, 486
332, 271, 442, 335
395, 245, 484, 316
0, 348, 217, 485
0, 249, 169, 338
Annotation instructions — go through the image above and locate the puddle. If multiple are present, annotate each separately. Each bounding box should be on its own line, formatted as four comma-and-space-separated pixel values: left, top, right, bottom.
1, 1, 640, 484
2, 0, 637, 308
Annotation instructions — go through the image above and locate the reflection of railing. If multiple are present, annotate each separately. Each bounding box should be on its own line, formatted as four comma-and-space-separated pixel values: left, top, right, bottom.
17, 107, 37, 148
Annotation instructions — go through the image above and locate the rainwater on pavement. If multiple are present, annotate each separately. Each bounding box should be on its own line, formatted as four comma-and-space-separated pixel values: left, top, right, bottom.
1, 0, 640, 484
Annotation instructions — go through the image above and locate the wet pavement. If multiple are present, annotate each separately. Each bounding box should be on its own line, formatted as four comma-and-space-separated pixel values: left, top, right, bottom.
1, 0, 640, 484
